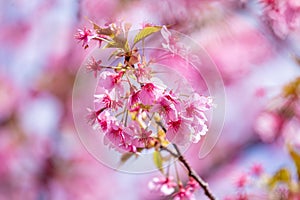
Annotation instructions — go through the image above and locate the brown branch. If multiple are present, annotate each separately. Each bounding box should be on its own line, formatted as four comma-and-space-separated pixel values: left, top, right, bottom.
156, 121, 216, 199
173, 144, 216, 200
160, 144, 216, 200
160, 145, 178, 157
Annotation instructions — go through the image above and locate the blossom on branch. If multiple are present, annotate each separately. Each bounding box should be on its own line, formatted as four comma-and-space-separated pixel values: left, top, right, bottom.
148, 176, 177, 196
78, 21, 215, 199
75, 27, 96, 49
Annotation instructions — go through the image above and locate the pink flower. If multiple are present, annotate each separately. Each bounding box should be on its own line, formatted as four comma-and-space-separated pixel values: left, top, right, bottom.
173, 186, 196, 200
96, 112, 137, 152
190, 94, 213, 112
94, 89, 123, 110
74, 27, 96, 49
127, 121, 153, 148
128, 82, 164, 110
250, 163, 263, 177
235, 174, 248, 188
152, 93, 181, 122
268, 8, 289, 39
182, 94, 212, 143
139, 83, 163, 106
254, 111, 284, 142
288, 0, 300, 9
262, 0, 300, 39
261, 0, 276, 9
148, 176, 177, 196
189, 118, 208, 143
98, 71, 124, 92
97, 111, 115, 132
94, 93, 112, 109
128, 91, 140, 111
161, 26, 178, 53
86, 108, 104, 129
186, 178, 199, 193
134, 63, 152, 83
167, 117, 191, 145
86, 57, 102, 78
101, 115, 136, 152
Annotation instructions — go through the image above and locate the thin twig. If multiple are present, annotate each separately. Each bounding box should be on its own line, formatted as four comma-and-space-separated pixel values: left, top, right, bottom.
157, 122, 216, 199
173, 144, 216, 200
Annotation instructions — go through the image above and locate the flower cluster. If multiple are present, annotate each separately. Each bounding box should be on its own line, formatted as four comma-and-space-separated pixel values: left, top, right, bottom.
225, 161, 300, 199
254, 77, 300, 143
78, 22, 213, 153
149, 176, 199, 200
76, 21, 215, 199
261, 0, 300, 39
250, 77, 300, 199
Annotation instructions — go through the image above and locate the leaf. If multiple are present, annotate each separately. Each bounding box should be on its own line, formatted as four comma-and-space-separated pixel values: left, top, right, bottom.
104, 40, 123, 49
120, 152, 135, 164
124, 40, 130, 52
104, 35, 129, 52
92, 22, 101, 30
268, 168, 291, 189
153, 151, 164, 173
133, 26, 162, 45
288, 145, 300, 180
118, 148, 143, 168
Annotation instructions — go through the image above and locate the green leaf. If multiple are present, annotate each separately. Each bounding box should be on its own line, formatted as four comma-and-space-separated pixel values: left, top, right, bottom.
288, 145, 300, 180
104, 35, 130, 52
133, 26, 162, 45
118, 148, 143, 168
268, 168, 291, 189
153, 151, 164, 173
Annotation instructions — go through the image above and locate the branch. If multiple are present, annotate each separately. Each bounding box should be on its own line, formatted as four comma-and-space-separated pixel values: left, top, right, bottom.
173, 144, 216, 200
156, 122, 216, 199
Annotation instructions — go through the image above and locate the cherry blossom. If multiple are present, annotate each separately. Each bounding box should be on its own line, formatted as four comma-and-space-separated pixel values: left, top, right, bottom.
235, 174, 249, 189
173, 185, 196, 200
152, 93, 181, 123
250, 163, 264, 177
148, 176, 177, 195
161, 25, 178, 54
101, 115, 136, 152
98, 71, 124, 92
134, 63, 152, 83
86, 57, 103, 78
74, 27, 96, 49
94, 89, 123, 110
80, 21, 215, 199
262, 0, 300, 39
138, 83, 164, 106
254, 111, 284, 142
167, 117, 192, 145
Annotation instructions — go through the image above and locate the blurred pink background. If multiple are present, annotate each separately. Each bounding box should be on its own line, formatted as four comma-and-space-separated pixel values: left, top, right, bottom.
0, 0, 300, 199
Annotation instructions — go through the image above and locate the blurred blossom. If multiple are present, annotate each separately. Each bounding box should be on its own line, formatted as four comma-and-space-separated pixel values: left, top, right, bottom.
235, 174, 249, 189
250, 163, 264, 177
199, 15, 273, 83
261, 0, 300, 39
282, 119, 300, 148
79, 0, 121, 24
254, 111, 284, 142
